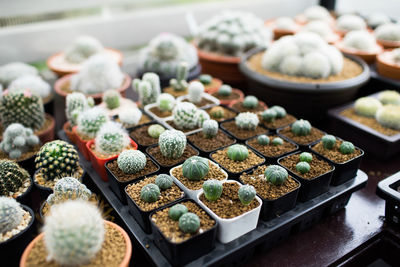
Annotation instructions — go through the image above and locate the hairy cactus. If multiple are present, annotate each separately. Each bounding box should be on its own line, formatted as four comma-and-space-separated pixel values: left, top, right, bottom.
261, 109, 277, 122
64, 36, 104, 63
209, 106, 225, 119
264, 165, 288, 186
0, 160, 30, 197
182, 156, 210, 181
169, 62, 189, 92
188, 81, 204, 104
339, 141, 355, 154
227, 144, 249, 161
46, 177, 91, 206
301, 20, 335, 39
354, 97, 382, 117
155, 174, 173, 190
378, 90, 400, 105
257, 135, 270, 145
66, 92, 91, 127
367, 13, 390, 28
218, 84, 232, 96
272, 137, 283, 146
118, 108, 142, 127
0, 90, 45, 131
70, 54, 124, 94
275, 17, 297, 30
148, 124, 165, 139
195, 109, 210, 128
322, 134, 336, 149
77, 107, 108, 139
117, 150, 146, 174
238, 184, 256, 205
133, 72, 161, 106
43, 200, 104, 266
169, 204, 188, 221
199, 74, 212, 85
303, 5, 331, 21
0, 123, 39, 159
95, 122, 130, 156
159, 130, 187, 159
202, 119, 218, 138
140, 183, 160, 203
102, 90, 121, 109
179, 212, 200, 233
291, 119, 312, 136
203, 179, 223, 201
235, 112, 259, 130
270, 106, 287, 118
299, 152, 313, 163
0, 197, 24, 234
157, 93, 175, 112
343, 30, 377, 52
375, 23, 400, 42
243, 96, 258, 109
9, 74, 51, 98
296, 161, 310, 174
173, 102, 198, 130
336, 14, 367, 32
0, 62, 38, 87
35, 140, 81, 181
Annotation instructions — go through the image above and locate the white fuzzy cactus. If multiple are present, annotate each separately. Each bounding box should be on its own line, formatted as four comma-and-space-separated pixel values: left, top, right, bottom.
343, 30, 377, 52
301, 21, 334, 39
194, 109, 210, 127
303, 5, 331, 21
157, 93, 175, 112
375, 23, 400, 42
202, 119, 218, 138
8, 74, 51, 98
66, 92, 91, 127
235, 112, 259, 130
65, 36, 104, 64
173, 102, 198, 130
391, 48, 400, 62
354, 97, 382, 117
378, 90, 400, 105
46, 177, 91, 206
132, 72, 161, 106
43, 200, 105, 266
336, 14, 367, 32
70, 54, 124, 94
0, 123, 40, 159
95, 121, 130, 156
117, 150, 147, 174
0, 62, 38, 87
188, 81, 204, 104
0, 197, 24, 234
367, 13, 390, 28
274, 17, 297, 30
77, 107, 109, 139
376, 105, 400, 130
118, 107, 142, 127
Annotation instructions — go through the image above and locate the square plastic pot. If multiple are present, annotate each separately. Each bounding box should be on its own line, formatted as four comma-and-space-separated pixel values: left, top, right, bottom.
376, 171, 400, 227
149, 199, 218, 266
144, 103, 173, 122
204, 105, 238, 124
220, 119, 269, 142
277, 126, 325, 151
278, 151, 335, 202
105, 157, 160, 204
187, 128, 237, 157
211, 88, 244, 106
128, 121, 159, 150
197, 180, 262, 244
163, 118, 202, 136
72, 126, 91, 161
86, 138, 138, 182
176, 92, 220, 110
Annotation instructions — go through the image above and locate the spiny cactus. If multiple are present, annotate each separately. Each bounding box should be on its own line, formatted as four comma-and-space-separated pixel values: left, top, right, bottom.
378, 90, 400, 105
209, 106, 225, 119
43, 200, 105, 266
157, 93, 175, 112
243, 95, 258, 109
35, 140, 81, 181
46, 177, 91, 206
291, 119, 312, 136
0, 62, 38, 87
169, 62, 189, 92
203, 179, 223, 201
235, 112, 259, 130
77, 107, 108, 139
173, 102, 198, 130
264, 165, 288, 186
95, 121, 130, 157
0, 90, 45, 131
339, 141, 355, 154
132, 72, 161, 106
322, 134, 336, 149
354, 97, 382, 117
336, 14, 367, 32
0, 123, 39, 159
66, 92, 91, 127
343, 30, 377, 52
301, 20, 334, 39
8, 74, 51, 98
299, 152, 313, 163
194, 109, 210, 127
188, 81, 204, 104
118, 108, 142, 127
375, 23, 400, 41
227, 144, 249, 161
202, 119, 218, 138
0, 160, 30, 197
169, 204, 188, 221
117, 150, 146, 174
140, 183, 160, 203
303, 5, 331, 21
64, 35, 104, 64
367, 13, 390, 28
238, 184, 256, 205
179, 212, 200, 233
376, 105, 400, 130
296, 161, 310, 174
148, 124, 165, 139
0, 197, 24, 234
275, 17, 297, 30
102, 90, 121, 109
155, 174, 173, 190
159, 130, 187, 159
182, 156, 210, 181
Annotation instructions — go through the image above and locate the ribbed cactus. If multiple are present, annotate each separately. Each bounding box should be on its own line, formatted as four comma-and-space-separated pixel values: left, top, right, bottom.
117, 150, 146, 174
46, 177, 91, 206
169, 62, 189, 92
43, 200, 105, 266
0, 62, 38, 87
157, 93, 175, 112
235, 112, 259, 130
0, 123, 40, 159
148, 124, 165, 139
238, 185, 256, 205
66, 92, 91, 127
118, 108, 142, 127
159, 130, 187, 159
173, 102, 198, 130
194, 109, 210, 127
133, 72, 161, 106
94, 121, 130, 156
0, 197, 24, 234
202, 119, 218, 138
35, 140, 81, 181
188, 81, 204, 104
0, 90, 45, 131
64, 35, 104, 64
77, 107, 108, 139
291, 119, 312, 136
0, 160, 30, 197
102, 89, 121, 109
8, 74, 51, 99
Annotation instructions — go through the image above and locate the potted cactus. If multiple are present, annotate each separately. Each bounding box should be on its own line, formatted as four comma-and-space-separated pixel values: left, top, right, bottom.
129, 123, 165, 149
278, 119, 324, 149
221, 112, 268, 141
150, 199, 217, 265
105, 150, 159, 203
0, 197, 35, 264
187, 119, 235, 155
0, 89, 55, 144
259, 105, 297, 131
0, 62, 38, 88
170, 156, 228, 200
177, 81, 220, 109
0, 160, 32, 205
116, 107, 153, 129
265, 17, 300, 40
229, 95, 267, 113
163, 62, 190, 97
145, 93, 176, 120
335, 14, 368, 36
164, 102, 207, 135
294, 5, 334, 25
206, 105, 238, 123
197, 180, 262, 243
377, 48, 400, 80
246, 134, 298, 162
125, 173, 184, 233
300, 20, 340, 44
210, 84, 244, 106
239, 165, 300, 220
98, 89, 138, 117
192, 74, 223, 94
86, 121, 138, 181
278, 151, 335, 201
375, 23, 400, 48
132, 72, 162, 107
20, 200, 132, 267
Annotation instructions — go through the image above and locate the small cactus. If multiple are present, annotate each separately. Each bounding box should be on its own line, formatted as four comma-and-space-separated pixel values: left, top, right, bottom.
336, 14, 367, 32
169, 204, 188, 221
242, 95, 259, 109
343, 30, 377, 52
140, 183, 160, 203
77, 107, 109, 139
322, 134, 336, 149
202, 119, 218, 138
299, 152, 313, 163
182, 156, 210, 181
270, 106, 287, 118
8, 74, 51, 99
303, 5, 331, 21
0, 160, 30, 197
118, 108, 142, 127
117, 150, 146, 174
378, 90, 400, 105
203, 179, 223, 201
296, 162, 310, 174
354, 97, 382, 117
238, 184, 256, 205
157, 93, 175, 112
102, 90, 121, 109
46, 177, 91, 206
173, 102, 198, 130
155, 174, 173, 190
227, 144, 249, 161
291, 119, 312, 136
179, 212, 200, 233
64, 36, 103, 63
0, 62, 38, 87
257, 135, 270, 145
159, 130, 187, 159
194, 109, 210, 127
66, 92, 91, 127
339, 141, 355, 154
272, 137, 284, 146
261, 109, 277, 122
0, 197, 24, 234
264, 165, 288, 186
132, 72, 161, 106
375, 105, 400, 130
218, 85, 232, 96
169, 62, 189, 92
94, 122, 130, 157
235, 112, 259, 130
199, 74, 212, 85
0, 123, 39, 159
148, 124, 165, 139
188, 81, 204, 104
375, 23, 400, 42
209, 106, 225, 119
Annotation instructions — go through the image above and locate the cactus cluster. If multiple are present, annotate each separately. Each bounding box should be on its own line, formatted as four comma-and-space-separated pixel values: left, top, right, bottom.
172, 102, 198, 130
354, 97, 382, 117
262, 32, 343, 79
235, 112, 259, 130
102, 90, 121, 109
66, 92, 92, 127
182, 156, 210, 181
238, 184, 256, 205
227, 144, 249, 161
301, 21, 335, 39
8, 74, 51, 99
336, 14, 367, 32
133, 72, 161, 106
117, 150, 146, 174
375, 105, 400, 130
0, 197, 24, 234
155, 174, 173, 190
274, 17, 297, 31
169, 203, 188, 221
64, 36, 104, 64
43, 200, 105, 266
343, 30, 377, 52
366, 13, 390, 28
188, 81, 205, 104
261, 106, 286, 122
264, 165, 288, 186
169, 62, 189, 92
95, 122, 130, 157
157, 93, 175, 112
202, 119, 219, 138
378, 90, 400, 105
0, 123, 40, 159
302, 5, 331, 22
140, 183, 160, 203
0, 160, 30, 197
0, 90, 45, 131
118, 107, 142, 127
159, 130, 187, 159
148, 124, 165, 139
203, 179, 223, 201
77, 107, 108, 139
35, 140, 81, 181
0, 62, 38, 87
46, 177, 91, 206
291, 119, 312, 136
375, 23, 400, 42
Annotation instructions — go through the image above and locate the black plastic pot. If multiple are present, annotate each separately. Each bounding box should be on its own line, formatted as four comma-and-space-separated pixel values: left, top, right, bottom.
205, 105, 238, 125
258, 114, 297, 133
17, 154, 37, 177
277, 126, 325, 151
220, 119, 269, 142
187, 128, 236, 157
128, 121, 159, 151
105, 157, 160, 204
43, 94, 54, 116
16, 178, 33, 207
376, 171, 400, 227
239, 47, 370, 120
149, 199, 218, 266
278, 151, 335, 202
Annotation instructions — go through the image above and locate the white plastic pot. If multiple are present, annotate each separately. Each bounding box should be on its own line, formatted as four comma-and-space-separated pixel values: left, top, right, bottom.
144, 103, 174, 123
163, 118, 202, 136
176, 93, 220, 110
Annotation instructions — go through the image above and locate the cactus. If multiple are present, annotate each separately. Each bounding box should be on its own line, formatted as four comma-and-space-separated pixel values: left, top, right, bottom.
0, 123, 39, 159
148, 124, 165, 139
336, 14, 367, 32
0, 160, 30, 197
375, 105, 400, 130
179, 212, 200, 233
9, 74, 51, 98
188, 81, 204, 104
43, 200, 104, 266
157, 93, 175, 112
140, 183, 160, 203
270, 106, 287, 118
375, 23, 400, 42
261, 109, 277, 122
257, 135, 270, 145
194, 109, 210, 127
173, 102, 198, 130
133, 72, 161, 106
235, 112, 259, 130
302, 20, 334, 39
102, 90, 121, 109
209, 106, 225, 119
243, 95, 259, 109
0, 90, 45, 131
264, 165, 288, 186
354, 97, 382, 117
94, 121, 130, 157
199, 74, 212, 85
272, 137, 284, 146
227, 144, 249, 161
66, 92, 91, 127
169, 204, 188, 221
296, 162, 310, 174
64, 35, 104, 63
275, 17, 297, 30
299, 152, 313, 163
238, 185, 256, 205
378, 90, 400, 105
155, 174, 173, 190
203, 179, 223, 201
367, 13, 390, 28
303, 5, 331, 21
70, 54, 124, 94
35, 140, 81, 181
202, 119, 219, 138
77, 107, 108, 139
339, 141, 355, 154
0, 62, 38, 87
118, 107, 143, 127
169, 62, 189, 92
182, 156, 210, 181
291, 119, 312, 136
343, 30, 377, 52
46, 177, 91, 206
322, 134, 336, 149
159, 130, 187, 159
0, 197, 24, 234
117, 150, 146, 174
218, 85, 232, 96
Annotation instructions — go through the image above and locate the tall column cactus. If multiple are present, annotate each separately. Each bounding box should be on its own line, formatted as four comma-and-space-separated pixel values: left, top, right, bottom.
66, 92, 92, 127
169, 62, 189, 92
0, 160, 30, 197
132, 72, 161, 106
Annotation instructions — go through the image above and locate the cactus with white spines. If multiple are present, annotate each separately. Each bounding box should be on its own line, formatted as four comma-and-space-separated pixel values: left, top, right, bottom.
66, 92, 92, 127
375, 23, 400, 42
354, 97, 382, 117
159, 130, 187, 159
77, 107, 108, 139
102, 89, 121, 109
194, 109, 210, 127
118, 108, 142, 127
117, 150, 147, 174
367, 13, 390, 28
202, 119, 218, 138
0, 62, 38, 87
133, 72, 161, 106
378, 90, 400, 105
148, 124, 165, 139
235, 112, 259, 130
303, 5, 331, 22
173, 102, 198, 130
157, 93, 175, 112
375, 105, 400, 130
188, 81, 204, 104
301, 21, 334, 39
343, 31, 377, 52
0, 123, 39, 159
64, 35, 104, 64
169, 62, 189, 92
46, 177, 91, 206
336, 14, 367, 32
0, 197, 24, 234
94, 121, 130, 157
8, 74, 51, 99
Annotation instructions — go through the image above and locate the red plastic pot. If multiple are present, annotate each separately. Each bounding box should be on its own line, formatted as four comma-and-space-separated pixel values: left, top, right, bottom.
63, 121, 77, 144
72, 126, 91, 160
376, 50, 400, 80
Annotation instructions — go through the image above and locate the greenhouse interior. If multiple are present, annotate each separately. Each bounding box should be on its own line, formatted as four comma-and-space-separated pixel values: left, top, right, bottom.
0, 0, 400, 266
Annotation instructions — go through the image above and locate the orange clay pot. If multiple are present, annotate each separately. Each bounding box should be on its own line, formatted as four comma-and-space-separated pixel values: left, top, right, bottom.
377, 39, 400, 49
265, 19, 300, 40
191, 77, 223, 94
72, 126, 91, 161
335, 41, 383, 64
63, 121, 77, 144
376, 50, 400, 80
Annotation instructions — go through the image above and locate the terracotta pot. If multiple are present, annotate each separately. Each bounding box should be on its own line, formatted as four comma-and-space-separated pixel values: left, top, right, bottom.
191, 77, 223, 94
63, 121, 77, 144
265, 19, 299, 40
37, 114, 55, 144
336, 41, 383, 64
213, 88, 245, 106
47, 48, 123, 77
376, 51, 400, 80
377, 39, 400, 49
86, 138, 138, 182
19, 220, 132, 267
72, 126, 91, 161
54, 73, 131, 104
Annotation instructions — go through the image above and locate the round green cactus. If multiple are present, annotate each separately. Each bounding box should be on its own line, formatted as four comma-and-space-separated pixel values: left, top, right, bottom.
0, 197, 24, 234
46, 177, 91, 206
322, 134, 336, 149
102, 90, 121, 109
202, 119, 218, 138
339, 141, 355, 154
0, 160, 30, 197
157, 93, 175, 112
299, 152, 313, 163
148, 124, 165, 139
203, 179, 223, 201
199, 74, 212, 85
209, 106, 225, 119
117, 150, 146, 174
227, 144, 249, 161
179, 212, 200, 233
354, 97, 382, 117
261, 109, 277, 122
375, 105, 400, 130
169, 204, 188, 221
235, 112, 259, 130
257, 135, 270, 145
159, 130, 187, 159
218, 85, 232, 96
270, 106, 287, 118
238, 184, 256, 205
242, 95, 259, 109
264, 165, 288, 186
272, 137, 284, 146
95, 122, 130, 156
296, 162, 310, 174
140, 183, 160, 203
182, 156, 210, 181
155, 174, 173, 190
378, 90, 400, 105
291, 119, 312, 136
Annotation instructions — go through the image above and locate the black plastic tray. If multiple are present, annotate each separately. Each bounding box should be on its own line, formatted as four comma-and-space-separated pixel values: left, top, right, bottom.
59, 130, 368, 266
220, 118, 269, 142
376, 171, 400, 227
186, 128, 236, 157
